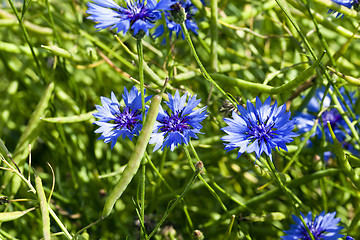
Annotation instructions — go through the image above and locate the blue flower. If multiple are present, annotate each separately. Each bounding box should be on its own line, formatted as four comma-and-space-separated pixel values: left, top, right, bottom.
149, 91, 207, 151
346, 236, 354, 240
93, 86, 151, 149
328, 0, 358, 17
153, 0, 200, 41
221, 97, 297, 159
295, 87, 358, 160
86, 0, 175, 36
282, 211, 344, 240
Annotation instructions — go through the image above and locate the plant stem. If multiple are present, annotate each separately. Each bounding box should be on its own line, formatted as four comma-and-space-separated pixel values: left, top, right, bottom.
264, 157, 315, 240
183, 145, 227, 211
102, 87, 164, 218
148, 169, 199, 238
137, 38, 146, 120
327, 122, 360, 189
48, 207, 72, 239
188, 142, 249, 209
7, 0, 44, 81
136, 38, 146, 239
0, 156, 36, 194
180, 22, 237, 107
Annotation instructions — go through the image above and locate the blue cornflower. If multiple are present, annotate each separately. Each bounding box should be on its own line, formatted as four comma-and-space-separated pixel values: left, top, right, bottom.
86, 0, 175, 36
149, 90, 207, 151
93, 86, 151, 149
295, 87, 357, 159
328, 0, 358, 17
153, 0, 200, 41
221, 97, 297, 159
282, 211, 344, 240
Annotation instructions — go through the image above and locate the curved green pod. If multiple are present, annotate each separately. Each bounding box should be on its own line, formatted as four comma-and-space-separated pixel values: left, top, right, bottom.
0, 208, 35, 222
102, 93, 163, 218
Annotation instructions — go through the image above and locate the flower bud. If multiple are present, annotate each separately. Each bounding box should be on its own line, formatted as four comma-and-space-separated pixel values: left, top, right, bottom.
170, 2, 186, 24
195, 161, 204, 174
192, 230, 204, 240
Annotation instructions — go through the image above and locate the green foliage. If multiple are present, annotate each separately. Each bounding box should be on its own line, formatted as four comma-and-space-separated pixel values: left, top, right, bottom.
1, 0, 360, 239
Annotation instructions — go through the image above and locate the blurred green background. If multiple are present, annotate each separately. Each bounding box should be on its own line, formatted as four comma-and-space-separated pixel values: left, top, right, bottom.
1, 0, 360, 239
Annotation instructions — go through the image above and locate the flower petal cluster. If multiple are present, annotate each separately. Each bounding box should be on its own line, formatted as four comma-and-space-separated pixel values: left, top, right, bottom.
295, 87, 358, 159
87, 0, 175, 36
328, 0, 358, 17
221, 97, 297, 159
93, 86, 150, 149
282, 211, 344, 240
149, 91, 207, 151
154, 0, 200, 41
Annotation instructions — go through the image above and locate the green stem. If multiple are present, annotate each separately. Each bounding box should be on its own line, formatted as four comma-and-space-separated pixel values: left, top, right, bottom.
210, 0, 218, 72
145, 152, 175, 196
180, 21, 237, 107
148, 170, 199, 238
188, 142, 249, 209
45, 0, 61, 45
102, 85, 165, 218
137, 38, 146, 119
221, 169, 340, 218
303, 0, 336, 67
48, 207, 72, 240
264, 157, 315, 240
224, 215, 236, 240
136, 38, 146, 238
209, 51, 323, 94
282, 119, 319, 173
140, 158, 146, 239
310, 0, 360, 18
329, 89, 360, 144
183, 145, 227, 211
7, 0, 44, 81
0, 156, 36, 194
278, 0, 360, 141
327, 122, 360, 189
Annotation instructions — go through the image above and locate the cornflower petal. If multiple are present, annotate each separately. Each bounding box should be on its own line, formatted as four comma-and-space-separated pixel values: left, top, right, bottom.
328, 0, 357, 17
154, 0, 202, 41
150, 90, 208, 151
282, 211, 344, 239
295, 86, 358, 159
221, 97, 297, 159
93, 86, 149, 149
87, 0, 175, 36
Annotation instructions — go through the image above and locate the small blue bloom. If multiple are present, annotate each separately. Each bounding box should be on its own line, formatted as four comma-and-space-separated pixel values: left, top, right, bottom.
346, 236, 355, 240
86, 0, 175, 36
149, 90, 207, 151
328, 0, 358, 18
93, 86, 151, 149
295, 87, 358, 160
282, 211, 344, 240
221, 97, 297, 159
154, 0, 200, 41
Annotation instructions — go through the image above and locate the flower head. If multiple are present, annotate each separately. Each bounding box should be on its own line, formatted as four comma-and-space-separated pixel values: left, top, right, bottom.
154, 0, 200, 41
282, 211, 344, 240
149, 90, 207, 151
295, 87, 358, 160
86, 0, 175, 37
221, 97, 297, 159
328, 0, 358, 17
93, 86, 151, 149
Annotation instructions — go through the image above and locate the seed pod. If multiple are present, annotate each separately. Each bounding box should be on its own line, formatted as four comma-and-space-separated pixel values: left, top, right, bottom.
102, 94, 162, 218
0, 208, 35, 222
